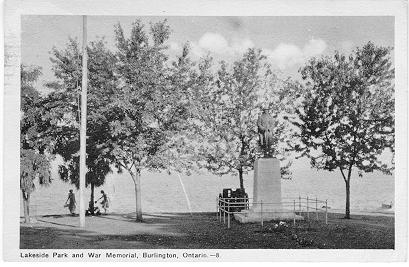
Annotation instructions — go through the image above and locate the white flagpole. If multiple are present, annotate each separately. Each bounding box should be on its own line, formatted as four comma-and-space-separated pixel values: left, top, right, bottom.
79, 15, 88, 227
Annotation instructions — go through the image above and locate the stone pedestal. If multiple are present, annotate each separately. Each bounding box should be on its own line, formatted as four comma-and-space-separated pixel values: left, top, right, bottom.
234, 158, 303, 223
252, 158, 282, 211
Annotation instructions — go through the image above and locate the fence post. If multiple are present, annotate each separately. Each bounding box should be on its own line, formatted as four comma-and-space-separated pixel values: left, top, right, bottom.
307, 196, 309, 220
325, 200, 328, 224
260, 200, 263, 228
219, 198, 222, 222
216, 197, 219, 220
223, 201, 226, 224
228, 212, 230, 229
316, 197, 318, 221
299, 195, 301, 215
227, 201, 230, 229
219, 206, 221, 222
293, 200, 296, 226
246, 195, 249, 210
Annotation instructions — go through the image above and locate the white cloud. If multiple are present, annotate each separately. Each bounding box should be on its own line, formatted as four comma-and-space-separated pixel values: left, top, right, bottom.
169, 32, 254, 59
265, 38, 328, 69
198, 32, 229, 53
189, 42, 207, 58
265, 44, 303, 69
169, 34, 327, 69
304, 39, 327, 57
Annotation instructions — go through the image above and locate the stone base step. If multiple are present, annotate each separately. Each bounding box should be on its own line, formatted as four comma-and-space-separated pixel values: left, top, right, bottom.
234, 210, 304, 223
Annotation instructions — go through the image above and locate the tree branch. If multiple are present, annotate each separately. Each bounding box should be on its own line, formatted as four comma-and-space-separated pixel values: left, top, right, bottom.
339, 166, 347, 183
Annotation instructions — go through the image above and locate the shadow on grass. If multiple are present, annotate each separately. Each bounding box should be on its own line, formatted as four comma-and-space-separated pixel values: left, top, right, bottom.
36, 219, 78, 228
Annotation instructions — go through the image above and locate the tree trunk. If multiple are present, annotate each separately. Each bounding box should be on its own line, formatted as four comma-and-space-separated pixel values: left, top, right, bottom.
238, 137, 246, 190
131, 169, 143, 222
90, 182, 95, 214
22, 190, 30, 223
238, 168, 244, 190
345, 179, 351, 219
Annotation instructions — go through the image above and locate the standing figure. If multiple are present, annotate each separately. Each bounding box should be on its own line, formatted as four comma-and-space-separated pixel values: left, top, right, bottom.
96, 190, 109, 214
257, 109, 275, 157
65, 189, 76, 215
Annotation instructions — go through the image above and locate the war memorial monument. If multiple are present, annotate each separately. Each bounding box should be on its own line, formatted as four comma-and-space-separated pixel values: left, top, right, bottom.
235, 109, 303, 223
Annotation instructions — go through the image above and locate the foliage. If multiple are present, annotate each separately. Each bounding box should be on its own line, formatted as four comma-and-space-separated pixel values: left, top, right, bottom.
191, 48, 300, 189
46, 38, 117, 189
21, 65, 54, 222
105, 20, 197, 220
21, 65, 53, 194
293, 42, 394, 218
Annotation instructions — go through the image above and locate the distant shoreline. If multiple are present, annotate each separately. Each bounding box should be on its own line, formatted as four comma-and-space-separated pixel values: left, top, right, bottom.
20, 209, 395, 221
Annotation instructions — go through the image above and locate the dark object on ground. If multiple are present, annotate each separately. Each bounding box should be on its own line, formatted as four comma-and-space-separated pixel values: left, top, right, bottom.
86, 208, 101, 216
86, 201, 101, 216
381, 203, 392, 209
220, 188, 249, 212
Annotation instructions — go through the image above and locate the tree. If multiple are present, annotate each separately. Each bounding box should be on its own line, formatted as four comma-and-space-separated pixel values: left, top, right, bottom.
46, 38, 117, 210
192, 49, 300, 190
106, 20, 195, 221
20, 65, 53, 223
293, 42, 394, 218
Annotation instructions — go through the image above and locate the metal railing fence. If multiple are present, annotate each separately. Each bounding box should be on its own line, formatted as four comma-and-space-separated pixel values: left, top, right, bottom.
217, 196, 328, 229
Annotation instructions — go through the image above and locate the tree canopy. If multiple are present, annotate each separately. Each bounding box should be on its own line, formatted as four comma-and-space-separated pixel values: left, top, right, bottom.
191, 48, 301, 189
46, 38, 117, 202
103, 20, 198, 220
20, 65, 53, 222
293, 42, 395, 218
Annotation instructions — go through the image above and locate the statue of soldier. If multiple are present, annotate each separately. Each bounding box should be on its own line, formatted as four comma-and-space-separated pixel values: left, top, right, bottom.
257, 109, 275, 158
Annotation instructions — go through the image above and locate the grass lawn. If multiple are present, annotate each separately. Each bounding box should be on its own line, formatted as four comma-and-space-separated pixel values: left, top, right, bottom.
20, 212, 394, 249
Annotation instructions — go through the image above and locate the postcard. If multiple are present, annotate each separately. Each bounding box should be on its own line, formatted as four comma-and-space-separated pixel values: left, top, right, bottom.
2, 0, 408, 262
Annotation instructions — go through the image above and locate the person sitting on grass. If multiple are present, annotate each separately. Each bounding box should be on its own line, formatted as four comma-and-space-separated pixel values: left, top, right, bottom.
95, 190, 109, 214
64, 189, 76, 216
86, 200, 101, 216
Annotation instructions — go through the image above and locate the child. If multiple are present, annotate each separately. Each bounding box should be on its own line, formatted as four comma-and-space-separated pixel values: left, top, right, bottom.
86, 200, 101, 216
96, 190, 109, 214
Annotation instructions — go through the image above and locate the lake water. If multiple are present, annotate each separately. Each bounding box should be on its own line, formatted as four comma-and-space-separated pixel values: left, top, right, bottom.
21, 157, 394, 216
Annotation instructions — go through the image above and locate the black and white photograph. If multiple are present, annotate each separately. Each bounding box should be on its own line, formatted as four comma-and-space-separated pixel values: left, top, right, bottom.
2, 0, 408, 262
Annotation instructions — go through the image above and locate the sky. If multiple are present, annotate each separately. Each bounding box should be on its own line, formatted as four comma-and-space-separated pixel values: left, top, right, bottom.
21, 16, 394, 91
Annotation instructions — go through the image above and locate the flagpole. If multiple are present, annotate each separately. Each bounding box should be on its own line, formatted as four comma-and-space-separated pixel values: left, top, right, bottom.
79, 15, 88, 227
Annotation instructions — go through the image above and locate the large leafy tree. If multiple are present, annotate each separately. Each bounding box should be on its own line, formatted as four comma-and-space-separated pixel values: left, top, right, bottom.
46, 38, 117, 210
192, 49, 300, 190
20, 65, 53, 223
106, 20, 195, 221
293, 42, 394, 218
